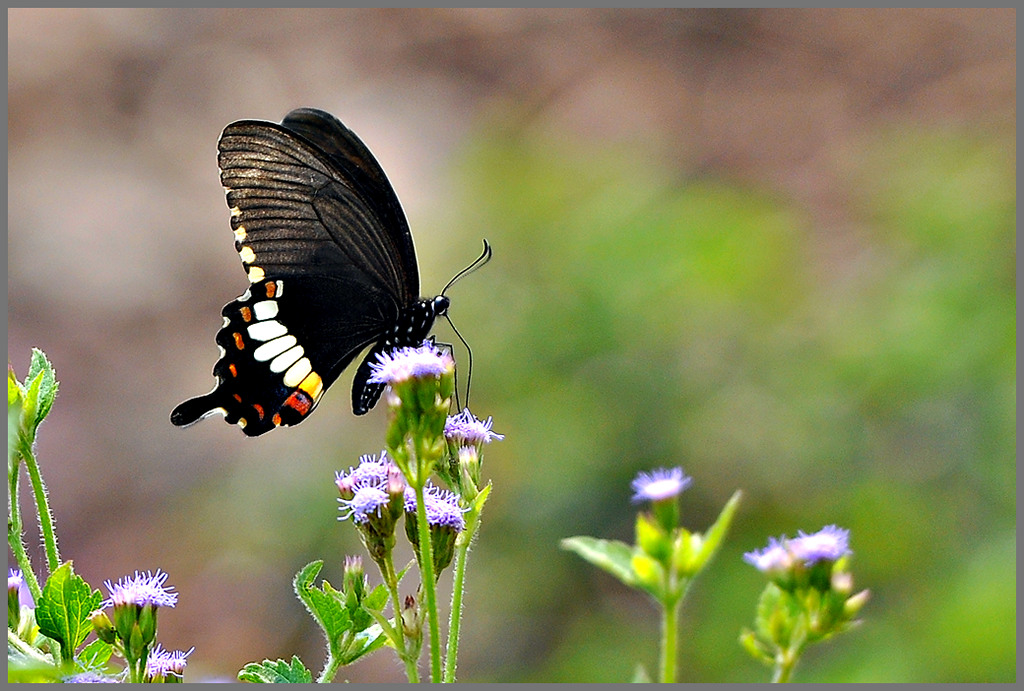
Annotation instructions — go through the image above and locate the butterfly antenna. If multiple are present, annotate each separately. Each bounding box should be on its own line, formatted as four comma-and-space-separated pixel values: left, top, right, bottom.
441, 239, 492, 296
444, 312, 474, 412
440, 239, 491, 411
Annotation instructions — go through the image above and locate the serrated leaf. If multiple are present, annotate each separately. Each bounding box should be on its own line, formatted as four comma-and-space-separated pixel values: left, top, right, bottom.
35, 562, 103, 664
293, 560, 323, 591
293, 562, 352, 645
238, 656, 312, 683
560, 536, 637, 586
308, 584, 352, 641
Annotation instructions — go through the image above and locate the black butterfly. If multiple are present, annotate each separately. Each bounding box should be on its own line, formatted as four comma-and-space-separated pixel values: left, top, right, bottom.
171, 108, 482, 437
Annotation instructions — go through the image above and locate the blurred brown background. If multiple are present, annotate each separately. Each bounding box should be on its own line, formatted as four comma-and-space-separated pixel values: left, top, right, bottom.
8, 8, 1015, 682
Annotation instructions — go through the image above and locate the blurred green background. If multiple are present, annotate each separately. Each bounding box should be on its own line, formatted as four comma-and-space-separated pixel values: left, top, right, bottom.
7, 8, 1015, 682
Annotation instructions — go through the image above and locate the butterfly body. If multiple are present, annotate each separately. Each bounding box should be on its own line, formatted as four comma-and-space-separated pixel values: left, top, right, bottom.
172, 108, 445, 436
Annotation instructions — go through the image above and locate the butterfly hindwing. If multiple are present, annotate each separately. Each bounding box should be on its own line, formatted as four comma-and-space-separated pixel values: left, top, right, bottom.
172, 108, 442, 435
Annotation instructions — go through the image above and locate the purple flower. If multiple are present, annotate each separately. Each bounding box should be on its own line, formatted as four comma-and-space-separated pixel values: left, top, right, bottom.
743, 537, 794, 573
788, 525, 851, 565
338, 485, 391, 524
9, 568, 33, 608
145, 644, 194, 681
368, 341, 454, 385
745, 525, 852, 575
404, 484, 466, 532
336, 451, 399, 495
630, 467, 692, 503
445, 409, 504, 447
103, 570, 177, 609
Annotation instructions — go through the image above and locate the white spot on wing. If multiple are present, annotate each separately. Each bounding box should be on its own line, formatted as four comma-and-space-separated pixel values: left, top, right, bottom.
247, 320, 288, 342
253, 300, 279, 321
254, 334, 297, 362
270, 345, 304, 373
283, 357, 313, 387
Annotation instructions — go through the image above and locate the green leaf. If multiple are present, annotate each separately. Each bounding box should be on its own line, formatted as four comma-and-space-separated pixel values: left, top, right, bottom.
293, 560, 323, 592
684, 489, 742, 574
293, 561, 352, 646
739, 627, 774, 666
560, 536, 637, 587
35, 562, 103, 664
9, 364, 23, 403
20, 370, 42, 437
362, 581, 390, 613
238, 656, 313, 683
26, 348, 58, 427
5, 652, 62, 683
75, 638, 114, 671
9, 367, 24, 463
341, 623, 388, 665
310, 581, 351, 640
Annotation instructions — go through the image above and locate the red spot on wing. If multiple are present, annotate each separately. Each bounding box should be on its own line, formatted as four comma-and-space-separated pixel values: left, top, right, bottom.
284, 390, 314, 417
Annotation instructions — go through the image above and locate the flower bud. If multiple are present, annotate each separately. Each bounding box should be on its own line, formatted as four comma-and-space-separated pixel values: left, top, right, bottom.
457, 446, 481, 501
843, 589, 871, 618
636, 512, 673, 563
138, 603, 159, 648
89, 608, 117, 645
343, 555, 366, 610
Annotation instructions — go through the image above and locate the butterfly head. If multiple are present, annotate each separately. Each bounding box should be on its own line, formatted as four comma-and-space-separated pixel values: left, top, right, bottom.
432, 295, 450, 317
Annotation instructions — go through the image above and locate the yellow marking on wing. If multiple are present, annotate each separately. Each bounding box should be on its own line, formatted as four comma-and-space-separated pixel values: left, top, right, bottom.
299, 371, 324, 400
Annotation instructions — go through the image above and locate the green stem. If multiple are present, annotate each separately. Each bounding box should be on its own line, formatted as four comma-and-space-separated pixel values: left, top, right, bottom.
380, 553, 419, 683
771, 642, 802, 683
318, 654, 340, 683
19, 437, 60, 574
413, 482, 442, 683
659, 596, 680, 683
443, 486, 489, 683
443, 527, 471, 683
8, 455, 43, 604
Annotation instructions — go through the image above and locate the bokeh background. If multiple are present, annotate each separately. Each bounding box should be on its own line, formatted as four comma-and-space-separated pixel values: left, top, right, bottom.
7, 8, 1015, 683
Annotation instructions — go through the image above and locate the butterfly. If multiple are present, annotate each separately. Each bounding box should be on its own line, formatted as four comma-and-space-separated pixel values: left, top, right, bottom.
171, 108, 486, 437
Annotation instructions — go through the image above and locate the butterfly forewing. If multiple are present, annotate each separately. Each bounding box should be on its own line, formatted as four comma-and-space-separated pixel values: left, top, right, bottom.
171, 108, 439, 436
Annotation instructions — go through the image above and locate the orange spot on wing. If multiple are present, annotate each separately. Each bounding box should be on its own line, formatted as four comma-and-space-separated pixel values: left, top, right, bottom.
284, 390, 314, 416
240, 306, 253, 322
228, 363, 238, 377
233, 332, 245, 350
252, 403, 265, 420
265, 282, 277, 299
